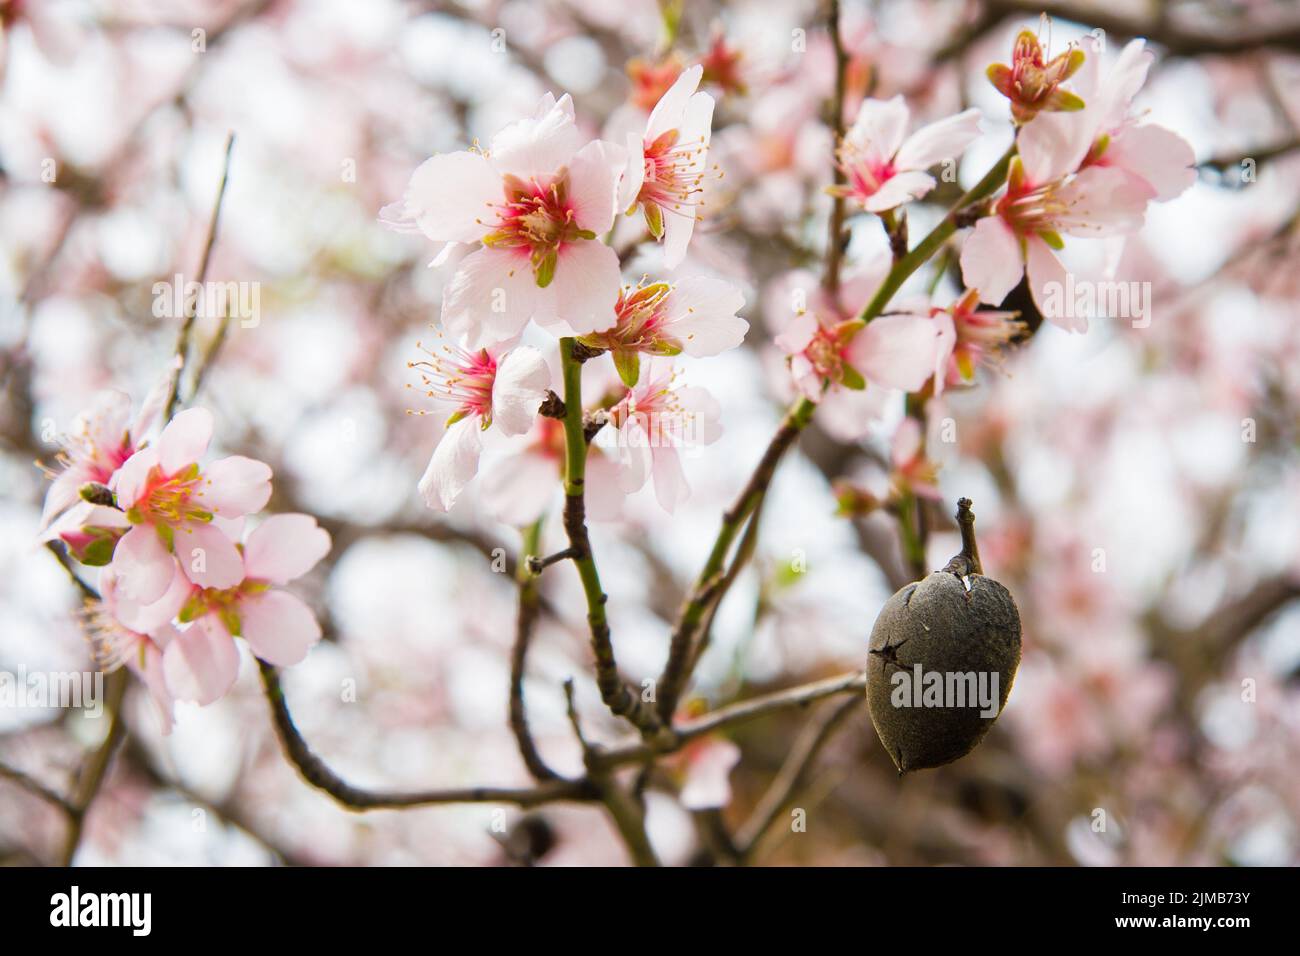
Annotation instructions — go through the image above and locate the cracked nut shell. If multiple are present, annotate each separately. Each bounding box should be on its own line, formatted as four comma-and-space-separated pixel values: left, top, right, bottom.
867, 569, 1021, 773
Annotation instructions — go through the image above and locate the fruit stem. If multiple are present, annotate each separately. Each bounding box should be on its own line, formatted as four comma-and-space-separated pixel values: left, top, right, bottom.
942, 497, 983, 577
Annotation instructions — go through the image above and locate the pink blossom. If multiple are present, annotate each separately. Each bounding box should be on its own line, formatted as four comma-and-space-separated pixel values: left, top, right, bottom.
618, 65, 716, 267
108, 408, 273, 603
986, 28, 1086, 124
38, 382, 168, 531
959, 129, 1152, 331
382, 94, 625, 347
889, 417, 941, 501
164, 513, 332, 705
831, 96, 983, 212
409, 341, 551, 511
94, 567, 181, 734
923, 289, 1026, 394
766, 263, 945, 440
605, 361, 722, 514
1029, 37, 1197, 203
580, 275, 748, 386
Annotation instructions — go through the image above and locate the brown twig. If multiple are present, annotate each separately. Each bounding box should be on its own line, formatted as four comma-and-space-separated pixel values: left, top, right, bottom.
509, 521, 560, 781
258, 660, 590, 809
733, 695, 862, 861
164, 131, 236, 420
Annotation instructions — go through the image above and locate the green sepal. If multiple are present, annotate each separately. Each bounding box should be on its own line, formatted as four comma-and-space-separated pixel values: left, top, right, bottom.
1045, 89, 1086, 112
840, 365, 866, 390
220, 607, 241, 637
613, 350, 641, 388
1039, 229, 1065, 251
79, 534, 117, 567
643, 202, 664, 239
534, 248, 558, 288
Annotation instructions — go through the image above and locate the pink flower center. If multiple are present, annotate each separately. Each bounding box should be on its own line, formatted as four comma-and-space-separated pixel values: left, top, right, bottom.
409, 339, 498, 424
803, 324, 850, 383
838, 146, 896, 200
594, 282, 675, 353
482, 170, 591, 283
638, 130, 707, 215
129, 464, 210, 527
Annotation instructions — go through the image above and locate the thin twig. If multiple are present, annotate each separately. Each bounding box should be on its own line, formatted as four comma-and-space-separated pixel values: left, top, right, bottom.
258, 661, 589, 809
509, 520, 559, 781
733, 695, 862, 861
60, 668, 128, 865
556, 337, 664, 737
164, 132, 236, 420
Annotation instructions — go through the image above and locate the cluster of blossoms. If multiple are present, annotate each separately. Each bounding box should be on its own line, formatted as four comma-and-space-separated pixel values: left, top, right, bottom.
386, 67, 745, 515
40, 392, 330, 733
771, 28, 1193, 448
382, 24, 1194, 525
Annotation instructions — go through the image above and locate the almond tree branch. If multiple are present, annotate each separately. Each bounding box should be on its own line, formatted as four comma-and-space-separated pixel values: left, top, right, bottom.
656, 146, 1016, 724
509, 520, 560, 781
60, 668, 128, 865
164, 131, 235, 420
258, 661, 590, 809
733, 695, 863, 862
556, 337, 665, 737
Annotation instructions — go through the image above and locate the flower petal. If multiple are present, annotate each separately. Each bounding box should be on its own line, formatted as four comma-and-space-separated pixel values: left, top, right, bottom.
489, 93, 584, 180
567, 139, 626, 235
441, 246, 543, 349
396, 150, 501, 244
845, 95, 910, 165
418, 416, 484, 511
243, 514, 332, 585
111, 446, 160, 510
861, 170, 938, 212
894, 108, 983, 172
646, 64, 703, 140
1025, 236, 1087, 332
545, 241, 622, 336
1105, 123, 1196, 202
665, 276, 748, 356
156, 407, 213, 475
162, 616, 239, 706
199, 455, 273, 517
111, 525, 176, 605
960, 216, 1024, 305
239, 589, 322, 666
491, 346, 551, 436
851, 313, 943, 391
176, 521, 245, 590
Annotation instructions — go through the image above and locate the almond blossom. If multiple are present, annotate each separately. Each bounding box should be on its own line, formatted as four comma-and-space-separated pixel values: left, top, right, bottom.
618, 65, 716, 267
382, 93, 625, 348
163, 514, 331, 704
108, 408, 273, 603
958, 127, 1152, 331
922, 289, 1025, 394
771, 263, 945, 440
831, 96, 983, 212
986, 26, 1086, 124
38, 382, 169, 531
1032, 36, 1197, 203
89, 567, 180, 734
409, 339, 551, 511
579, 275, 748, 386
604, 361, 721, 514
